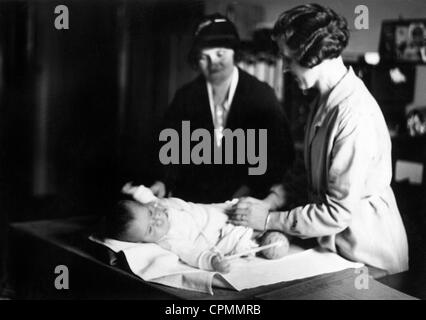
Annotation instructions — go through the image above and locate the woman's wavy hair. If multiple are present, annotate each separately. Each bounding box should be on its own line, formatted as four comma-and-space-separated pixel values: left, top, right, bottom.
272, 3, 349, 68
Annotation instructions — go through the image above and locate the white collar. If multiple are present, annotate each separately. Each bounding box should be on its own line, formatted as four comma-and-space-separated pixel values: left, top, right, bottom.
206, 66, 239, 116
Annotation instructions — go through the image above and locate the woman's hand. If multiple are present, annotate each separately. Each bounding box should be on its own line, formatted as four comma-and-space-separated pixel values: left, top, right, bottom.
228, 197, 270, 231
211, 253, 231, 273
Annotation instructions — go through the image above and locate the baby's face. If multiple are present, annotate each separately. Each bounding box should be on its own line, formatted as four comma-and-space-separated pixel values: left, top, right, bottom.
126, 202, 170, 243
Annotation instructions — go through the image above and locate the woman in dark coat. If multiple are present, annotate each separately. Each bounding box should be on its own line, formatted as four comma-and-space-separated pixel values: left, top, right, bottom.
151, 13, 295, 207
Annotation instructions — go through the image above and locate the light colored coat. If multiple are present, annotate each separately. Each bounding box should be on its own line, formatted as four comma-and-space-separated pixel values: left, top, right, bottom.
272, 67, 409, 274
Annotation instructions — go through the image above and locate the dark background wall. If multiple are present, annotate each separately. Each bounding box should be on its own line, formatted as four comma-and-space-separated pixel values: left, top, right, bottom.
0, 0, 202, 220
0, 0, 203, 293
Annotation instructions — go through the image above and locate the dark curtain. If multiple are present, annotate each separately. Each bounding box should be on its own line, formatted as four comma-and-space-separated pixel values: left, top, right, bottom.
118, 0, 202, 184
0, 0, 203, 296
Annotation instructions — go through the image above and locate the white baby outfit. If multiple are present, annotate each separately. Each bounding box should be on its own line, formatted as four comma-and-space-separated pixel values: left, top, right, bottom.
131, 186, 256, 271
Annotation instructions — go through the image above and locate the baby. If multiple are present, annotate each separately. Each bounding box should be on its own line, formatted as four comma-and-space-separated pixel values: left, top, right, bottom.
105, 184, 289, 273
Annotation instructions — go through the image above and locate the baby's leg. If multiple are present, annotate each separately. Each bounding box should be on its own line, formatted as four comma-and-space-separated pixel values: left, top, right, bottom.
257, 231, 290, 259
215, 224, 256, 256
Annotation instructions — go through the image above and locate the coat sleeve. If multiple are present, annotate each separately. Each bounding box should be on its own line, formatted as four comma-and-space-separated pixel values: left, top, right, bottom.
268, 105, 372, 238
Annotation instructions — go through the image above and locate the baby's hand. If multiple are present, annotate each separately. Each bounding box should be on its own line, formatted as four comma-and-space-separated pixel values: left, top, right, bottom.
211, 254, 231, 274
122, 182, 138, 195
122, 183, 157, 203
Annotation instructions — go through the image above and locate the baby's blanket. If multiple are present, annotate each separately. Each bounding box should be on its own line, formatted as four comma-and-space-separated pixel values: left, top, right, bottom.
89, 235, 363, 295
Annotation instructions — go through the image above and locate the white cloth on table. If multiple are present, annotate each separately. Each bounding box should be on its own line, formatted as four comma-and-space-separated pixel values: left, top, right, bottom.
91, 185, 364, 294
89, 235, 218, 294
89, 235, 364, 295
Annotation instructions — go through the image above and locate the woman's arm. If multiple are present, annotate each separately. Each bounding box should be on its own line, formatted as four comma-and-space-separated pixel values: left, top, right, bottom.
268, 108, 372, 238
263, 184, 287, 211
231, 106, 373, 238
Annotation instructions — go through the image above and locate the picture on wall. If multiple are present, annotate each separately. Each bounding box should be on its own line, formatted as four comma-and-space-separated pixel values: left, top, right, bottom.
380, 19, 426, 63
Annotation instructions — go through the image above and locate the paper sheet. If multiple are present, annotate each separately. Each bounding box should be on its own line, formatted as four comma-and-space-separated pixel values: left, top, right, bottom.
218, 247, 364, 291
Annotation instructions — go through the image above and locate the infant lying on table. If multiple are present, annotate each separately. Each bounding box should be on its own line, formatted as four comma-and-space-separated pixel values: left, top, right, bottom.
105, 183, 290, 273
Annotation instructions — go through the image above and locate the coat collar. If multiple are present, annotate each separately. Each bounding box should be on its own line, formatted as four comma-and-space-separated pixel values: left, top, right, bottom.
323, 66, 358, 114
307, 67, 359, 144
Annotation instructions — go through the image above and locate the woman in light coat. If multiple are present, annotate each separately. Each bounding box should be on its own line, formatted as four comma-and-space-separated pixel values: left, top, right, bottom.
230, 3, 408, 274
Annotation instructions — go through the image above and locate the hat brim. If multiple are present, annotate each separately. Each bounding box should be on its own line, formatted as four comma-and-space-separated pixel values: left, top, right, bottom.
193, 38, 239, 52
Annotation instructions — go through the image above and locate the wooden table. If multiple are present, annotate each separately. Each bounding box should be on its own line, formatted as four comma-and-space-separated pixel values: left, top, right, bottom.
8, 216, 419, 300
